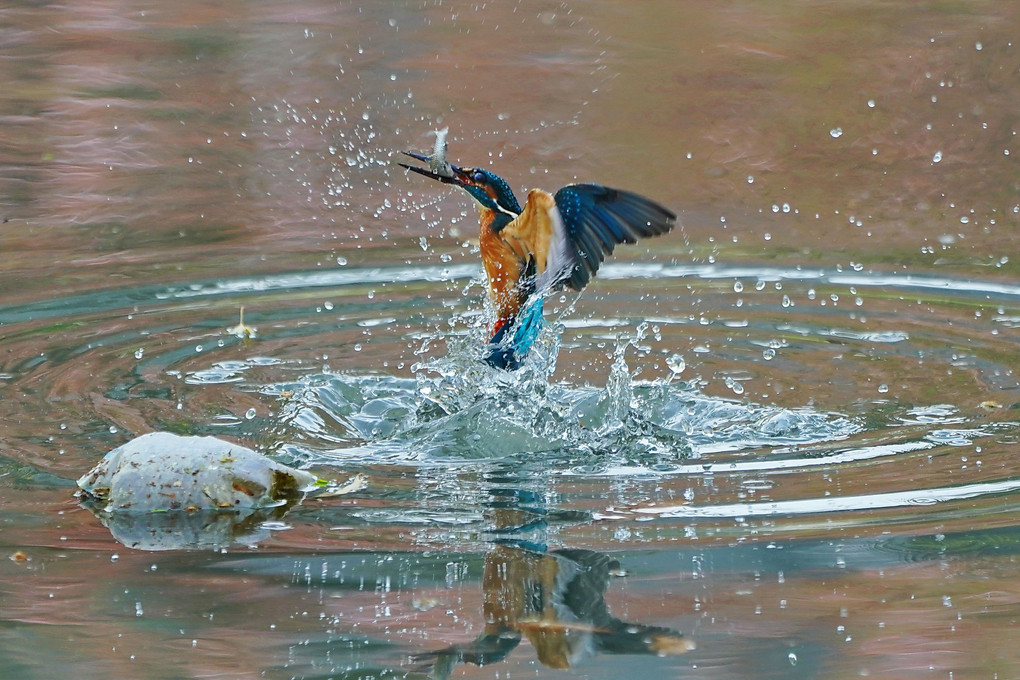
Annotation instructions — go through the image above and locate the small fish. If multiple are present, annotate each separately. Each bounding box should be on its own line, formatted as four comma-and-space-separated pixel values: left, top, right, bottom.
426, 127, 453, 178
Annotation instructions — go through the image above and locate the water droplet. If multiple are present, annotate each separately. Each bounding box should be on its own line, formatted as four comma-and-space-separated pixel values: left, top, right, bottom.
878, 384, 889, 394
867, 99, 876, 108
195, 344, 203, 353
245, 408, 257, 420
975, 41, 983, 51
762, 348, 776, 361
932, 150, 943, 163
666, 354, 686, 375
324, 301, 334, 311
418, 236, 428, 251
829, 127, 843, 138
733, 281, 744, 293
134, 348, 144, 360
336, 256, 348, 266
747, 175, 754, 184
725, 377, 744, 395
109, 425, 118, 434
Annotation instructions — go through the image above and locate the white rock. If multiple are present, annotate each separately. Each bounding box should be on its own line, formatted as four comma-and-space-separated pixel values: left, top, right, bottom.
77, 432, 316, 513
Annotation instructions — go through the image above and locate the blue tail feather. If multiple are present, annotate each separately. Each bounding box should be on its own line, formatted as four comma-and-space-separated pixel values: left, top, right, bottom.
483, 298, 545, 370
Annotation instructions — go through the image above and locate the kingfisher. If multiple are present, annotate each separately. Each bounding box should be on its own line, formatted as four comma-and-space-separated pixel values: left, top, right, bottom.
400, 146, 675, 370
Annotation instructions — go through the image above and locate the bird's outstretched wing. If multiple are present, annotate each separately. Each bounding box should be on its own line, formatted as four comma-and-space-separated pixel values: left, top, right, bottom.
553, 184, 676, 291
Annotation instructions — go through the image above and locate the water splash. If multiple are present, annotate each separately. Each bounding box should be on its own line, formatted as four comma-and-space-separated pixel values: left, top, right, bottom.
266, 322, 859, 472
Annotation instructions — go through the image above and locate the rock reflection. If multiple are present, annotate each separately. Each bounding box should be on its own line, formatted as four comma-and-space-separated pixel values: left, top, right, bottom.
81, 503, 294, 551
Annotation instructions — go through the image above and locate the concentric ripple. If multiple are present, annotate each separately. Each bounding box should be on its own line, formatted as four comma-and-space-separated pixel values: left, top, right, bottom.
1, 259, 1017, 536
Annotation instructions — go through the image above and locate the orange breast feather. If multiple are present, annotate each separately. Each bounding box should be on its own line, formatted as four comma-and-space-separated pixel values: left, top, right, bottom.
478, 208, 525, 324
477, 189, 559, 330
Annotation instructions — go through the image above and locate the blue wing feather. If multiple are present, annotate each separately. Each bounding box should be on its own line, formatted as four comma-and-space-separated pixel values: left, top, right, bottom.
585, 207, 623, 250
553, 184, 675, 291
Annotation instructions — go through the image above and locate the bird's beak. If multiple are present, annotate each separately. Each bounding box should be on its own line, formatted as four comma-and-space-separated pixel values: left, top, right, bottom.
397, 151, 467, 186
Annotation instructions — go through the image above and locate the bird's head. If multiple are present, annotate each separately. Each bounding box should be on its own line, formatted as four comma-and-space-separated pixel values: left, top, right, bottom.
399, 151, 522, 218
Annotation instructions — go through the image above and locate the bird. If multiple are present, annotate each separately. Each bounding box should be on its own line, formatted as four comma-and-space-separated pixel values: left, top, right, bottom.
399, 147, 676, 370
411, 544, 690, 673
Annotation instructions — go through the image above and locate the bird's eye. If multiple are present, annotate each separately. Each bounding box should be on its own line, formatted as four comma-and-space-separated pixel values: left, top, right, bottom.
472, 171, 486, 183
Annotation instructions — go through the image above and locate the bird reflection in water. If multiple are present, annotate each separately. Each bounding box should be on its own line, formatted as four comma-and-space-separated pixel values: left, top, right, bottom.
412, 487, 692, 676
